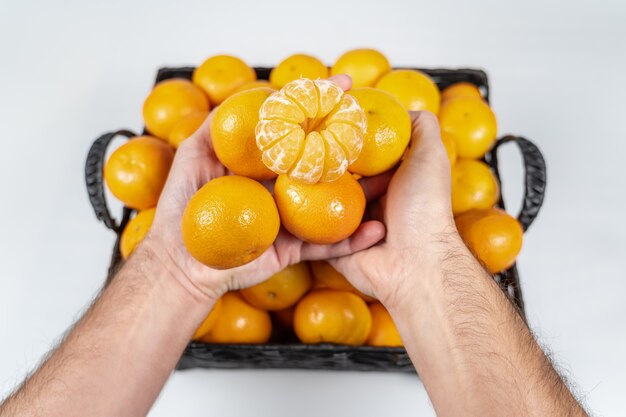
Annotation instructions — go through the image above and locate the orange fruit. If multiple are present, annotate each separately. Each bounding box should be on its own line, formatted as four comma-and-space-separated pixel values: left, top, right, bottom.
441, 131, 458, 167
211, 88, 277, 180
273, 306, 295, 329
310, 261, 375, 302
441, 82, 483, 102
455, 208, 523, 274
256, 78, 366, 183
294, 289, 372, 345
192, 55, 256, 105
274, 172, 365, 244
240, 262, 313, 311
439, 97, 497, 159
270, 54, 329, 87
142, 79, 209, 140
331, 48, 391, 88
451, 160, 499, 215
347, 87, 411, 176
120, 208, 156, 259
167, 111, 208, 148
366, 302, 402, 347
375, 69, 441, 114
181, 175, 280, 269
200, 292, 271, 344
233, 80, 277, 93
104, 136, 174, 210
192, 297, 223, 341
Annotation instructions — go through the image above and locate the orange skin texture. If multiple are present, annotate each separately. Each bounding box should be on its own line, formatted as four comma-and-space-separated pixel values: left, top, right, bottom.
233, 80, 278, 93
210, 88, 278, 180
192, 55, 256, 105
120, 208, 156, 259
455, 208, 524, 274
310, 260, 376, 302
273, 172, 366, 245
438, 97, 498, 160
191, 297, 223, 341
104, 136, 175, 210
366, 302, 403, 347
181, 175, 280, 270
440, 131, 458, 168
375, 69, 441, 114
451, 160, 500, 215
167, 111, 208, 148
200, 292, 271, 344
240, 262, 313, 311
441, 82, 483, 102
331, 48, 391, 88
294, 289, 372, 345
142, 79, 209, 140
270, 54, 329, 87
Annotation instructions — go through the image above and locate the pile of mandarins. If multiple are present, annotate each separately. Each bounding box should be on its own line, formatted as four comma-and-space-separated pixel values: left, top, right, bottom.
104, 49, 523, 347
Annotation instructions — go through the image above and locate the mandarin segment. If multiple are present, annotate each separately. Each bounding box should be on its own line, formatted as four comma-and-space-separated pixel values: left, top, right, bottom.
256, 78, 366, 184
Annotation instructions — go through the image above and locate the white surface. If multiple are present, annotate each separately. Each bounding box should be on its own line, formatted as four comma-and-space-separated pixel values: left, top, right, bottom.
1, 0, 625, 415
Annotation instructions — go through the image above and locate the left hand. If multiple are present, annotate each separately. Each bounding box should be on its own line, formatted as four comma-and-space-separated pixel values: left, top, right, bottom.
144, 75, 387, 303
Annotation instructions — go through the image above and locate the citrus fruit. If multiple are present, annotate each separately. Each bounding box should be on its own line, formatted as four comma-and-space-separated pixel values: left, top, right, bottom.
375, 69, 440, 114
192, 55, 256, 105
233, 80, 277, 93
451, 160, 499, 215
120, 208, 156, 259
347, 87, 411, 176
294, 289, 372, 345
240, 262, 313, 311
455, 208, 523, 274
104, 136, 174, 210
256, 78, 367, 183
366, 302, 402, 347
142, 79, 209, 140
270, 54, 329, 87
211, 88, 277, 180
441, 82, 483, 102
310, 261, 375, 302
439, 97, 497, 159
191, 297, 223, 341
200, 292, 272, 344
441, 131, 458, 167
331, 48, 390, 88
167, 111, 208, 148
181, 175, 280, 269
274, 172, 365, 244
273, 306, 295, 329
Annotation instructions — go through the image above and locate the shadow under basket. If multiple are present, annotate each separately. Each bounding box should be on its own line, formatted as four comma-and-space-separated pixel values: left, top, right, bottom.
85, 66, 547, 373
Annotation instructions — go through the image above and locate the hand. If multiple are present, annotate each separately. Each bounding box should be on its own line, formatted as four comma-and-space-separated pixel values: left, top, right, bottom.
329, 111, 458, 310
143, 75, 386, 303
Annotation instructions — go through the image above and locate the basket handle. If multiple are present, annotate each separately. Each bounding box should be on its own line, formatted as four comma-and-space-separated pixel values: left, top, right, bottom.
487, 135, 547, 231
85, 129, 137, 233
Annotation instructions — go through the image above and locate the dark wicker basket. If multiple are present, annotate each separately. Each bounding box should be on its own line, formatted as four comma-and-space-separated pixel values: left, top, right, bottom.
85, 66, 546, 372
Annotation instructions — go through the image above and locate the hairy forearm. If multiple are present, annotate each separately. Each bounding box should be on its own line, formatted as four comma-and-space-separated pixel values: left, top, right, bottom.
390, 237, 587, 417
1, 241, 213, 417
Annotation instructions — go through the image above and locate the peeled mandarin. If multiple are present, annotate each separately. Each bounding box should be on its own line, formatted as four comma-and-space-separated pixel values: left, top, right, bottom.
331, 48, 391, 87
375, 69, 441, 114
270, 54, 329, 87
256, 78, 366, 184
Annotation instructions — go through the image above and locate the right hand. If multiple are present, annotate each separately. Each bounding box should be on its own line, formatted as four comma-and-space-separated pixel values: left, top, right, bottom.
331, 111, 460, 311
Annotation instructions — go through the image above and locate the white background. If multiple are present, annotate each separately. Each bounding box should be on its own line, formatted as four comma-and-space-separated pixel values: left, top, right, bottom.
1, 0, 625, 415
